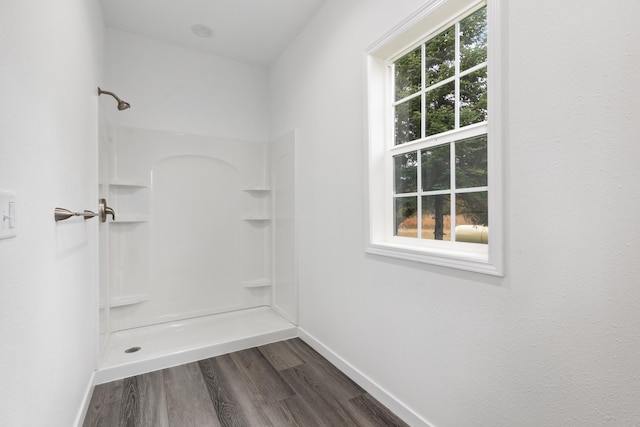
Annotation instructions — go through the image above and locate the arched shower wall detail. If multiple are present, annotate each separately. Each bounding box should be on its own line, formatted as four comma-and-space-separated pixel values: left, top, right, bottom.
104, 127, 278, 333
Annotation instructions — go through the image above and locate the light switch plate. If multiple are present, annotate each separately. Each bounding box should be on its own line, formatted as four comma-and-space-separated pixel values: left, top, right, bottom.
0, 190, 16, 240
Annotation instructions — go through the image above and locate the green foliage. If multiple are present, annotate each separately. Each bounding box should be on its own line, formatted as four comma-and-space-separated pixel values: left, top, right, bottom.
426, 82, 455, 136
456, 135, 487, 189
456, 135, 488, 226
392, 7, 489, 241
395, 47, 421, 100
422, 144, 450, 191
457, 192, 488, 226
460, 8, 487, 71
394, 152, 418, 193
393, 7, 487, 145
394, 197, 417, 233
425, 26, 455, 85
395, 97, 421, 145
460, 68, 488, 127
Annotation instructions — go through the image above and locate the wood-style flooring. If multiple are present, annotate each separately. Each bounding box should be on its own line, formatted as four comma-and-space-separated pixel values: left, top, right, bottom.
83, 338, 409, 427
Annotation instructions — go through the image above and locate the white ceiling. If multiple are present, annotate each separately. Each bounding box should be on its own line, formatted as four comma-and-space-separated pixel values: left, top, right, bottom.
100, 0, 326, 66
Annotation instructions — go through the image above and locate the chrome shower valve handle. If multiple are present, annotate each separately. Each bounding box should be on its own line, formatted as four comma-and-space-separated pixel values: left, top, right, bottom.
54, 208, 98, 222
99, 198, 115, 222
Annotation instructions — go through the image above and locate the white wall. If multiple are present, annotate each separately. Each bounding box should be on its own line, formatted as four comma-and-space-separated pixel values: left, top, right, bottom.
0, 1, 104, 426
270, 1, 640, 426
104, 29, 269, 142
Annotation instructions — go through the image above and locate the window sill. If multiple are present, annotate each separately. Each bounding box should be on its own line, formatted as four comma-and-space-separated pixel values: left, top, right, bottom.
365, 241, 503, 276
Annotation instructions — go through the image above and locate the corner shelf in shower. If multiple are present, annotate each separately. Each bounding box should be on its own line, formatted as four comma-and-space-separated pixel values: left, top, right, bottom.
242, 279, 272, 288
242, 216, 271, 221
108, 182, 150, 224
242, 187, 271, 192
111, 215, 150, 223
109, 181, 149, 188
109, 293, 149, 308
242, 187, 270, 221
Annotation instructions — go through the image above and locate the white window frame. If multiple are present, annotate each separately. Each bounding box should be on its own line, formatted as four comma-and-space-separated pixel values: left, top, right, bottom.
364, 0, 504, 276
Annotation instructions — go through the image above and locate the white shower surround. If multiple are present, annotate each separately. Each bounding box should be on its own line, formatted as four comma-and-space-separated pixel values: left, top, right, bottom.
96, 125, 297, 381
105, 126, 271, 331
96, 306, 296, 384
95, 26, 300, 389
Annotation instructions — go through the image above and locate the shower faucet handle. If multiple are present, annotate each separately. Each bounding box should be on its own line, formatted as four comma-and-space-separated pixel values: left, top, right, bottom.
99, 198, 116, 222
54, 208, 98, 222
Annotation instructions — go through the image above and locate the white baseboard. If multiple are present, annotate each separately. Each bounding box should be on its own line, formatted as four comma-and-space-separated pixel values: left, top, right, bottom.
79, 326, 432, 427
298, 328, 433, 427
74, 371, 96, 427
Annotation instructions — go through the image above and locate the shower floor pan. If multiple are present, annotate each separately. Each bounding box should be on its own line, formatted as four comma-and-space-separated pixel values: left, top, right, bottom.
94, 306, 297, 384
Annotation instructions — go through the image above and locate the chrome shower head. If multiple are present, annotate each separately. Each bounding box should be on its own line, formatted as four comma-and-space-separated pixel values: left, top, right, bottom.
117, 100, 130, 110
98, 87, 130, 110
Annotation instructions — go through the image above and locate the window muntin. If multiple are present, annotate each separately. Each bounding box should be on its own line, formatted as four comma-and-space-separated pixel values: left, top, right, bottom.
365, 0, 503, 276
393, 6, 487, 146
391, 6, 488, 246
393, 134, 488, 241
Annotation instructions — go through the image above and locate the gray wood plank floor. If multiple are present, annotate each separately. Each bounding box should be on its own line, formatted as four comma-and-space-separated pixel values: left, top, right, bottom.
83, 338, 409, 427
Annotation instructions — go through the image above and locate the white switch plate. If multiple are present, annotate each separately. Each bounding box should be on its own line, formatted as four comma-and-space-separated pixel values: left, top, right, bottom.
0, 190, 16, 240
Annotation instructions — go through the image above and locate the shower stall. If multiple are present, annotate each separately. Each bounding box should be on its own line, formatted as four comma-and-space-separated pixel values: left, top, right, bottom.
96, 115, 297, 383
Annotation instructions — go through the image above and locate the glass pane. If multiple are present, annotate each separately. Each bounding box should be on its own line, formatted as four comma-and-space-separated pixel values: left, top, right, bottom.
422, 194, 451, 241
395, 197, 418, 238
455, 135, 487, 188
456, 192, 488, 226
455, 192, 488, 243
460, 7, 487, 71
394, 151, 418, 194
425, 26, 455, 86
425, 81, 455, 136
395, 96, 421, 145
421, 144, 450, 191
460, 67, 487, 127
395, 47, 422, 101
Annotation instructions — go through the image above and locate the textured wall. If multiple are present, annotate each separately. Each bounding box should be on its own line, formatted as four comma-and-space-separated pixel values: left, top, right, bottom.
0, 1, 104, 425
269, 0, 640, 425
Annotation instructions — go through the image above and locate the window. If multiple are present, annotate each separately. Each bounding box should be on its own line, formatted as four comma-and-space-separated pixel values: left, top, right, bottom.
365, 0, 503, 275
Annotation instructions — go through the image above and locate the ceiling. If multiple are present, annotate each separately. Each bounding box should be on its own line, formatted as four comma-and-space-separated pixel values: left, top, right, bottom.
100, 0, 326, 66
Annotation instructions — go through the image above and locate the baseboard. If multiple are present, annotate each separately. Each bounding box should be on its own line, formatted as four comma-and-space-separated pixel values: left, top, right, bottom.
74, 371, 96, 427
297, 328, 433, 427
79, 325, 432, 426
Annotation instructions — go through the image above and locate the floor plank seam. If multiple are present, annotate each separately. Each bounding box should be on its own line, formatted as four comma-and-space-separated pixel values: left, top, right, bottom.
83, 338, 409, 427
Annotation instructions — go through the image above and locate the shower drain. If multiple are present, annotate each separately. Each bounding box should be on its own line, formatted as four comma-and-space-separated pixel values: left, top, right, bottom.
124, 346, 142, 354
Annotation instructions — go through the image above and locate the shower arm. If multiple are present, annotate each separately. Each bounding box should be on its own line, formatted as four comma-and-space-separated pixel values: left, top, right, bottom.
98, 87, 130, 110
98, 88, 120, 101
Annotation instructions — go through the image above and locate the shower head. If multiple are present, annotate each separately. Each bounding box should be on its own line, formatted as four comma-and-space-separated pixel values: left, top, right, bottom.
98, 87, 130, 110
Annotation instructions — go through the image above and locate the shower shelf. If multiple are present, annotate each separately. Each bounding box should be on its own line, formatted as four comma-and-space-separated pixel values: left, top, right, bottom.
110, 293, 149, 308
111, 215, 149, 223
109, 181, 148, 188
242, 279, 272, 288
242, 216, 270, 221
242, 187, 271, 192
